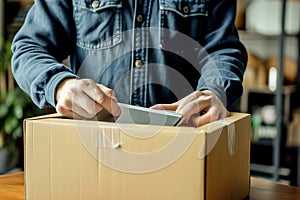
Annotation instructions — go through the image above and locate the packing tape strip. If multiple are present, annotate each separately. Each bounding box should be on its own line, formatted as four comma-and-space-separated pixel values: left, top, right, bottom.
213, 120, 236, 156
198, 120, 235, 159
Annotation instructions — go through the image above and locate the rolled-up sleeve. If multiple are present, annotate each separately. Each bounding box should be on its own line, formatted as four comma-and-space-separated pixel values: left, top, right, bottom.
197, 0, 248, 110
11, 0, 78, 108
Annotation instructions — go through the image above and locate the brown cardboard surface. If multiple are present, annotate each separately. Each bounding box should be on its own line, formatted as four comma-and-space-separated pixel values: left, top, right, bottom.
24, 112, 250, 200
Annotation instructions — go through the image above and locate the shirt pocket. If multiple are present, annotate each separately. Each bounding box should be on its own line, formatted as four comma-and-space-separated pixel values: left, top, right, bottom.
159, 0, 209, 50
73, 0, 122, 50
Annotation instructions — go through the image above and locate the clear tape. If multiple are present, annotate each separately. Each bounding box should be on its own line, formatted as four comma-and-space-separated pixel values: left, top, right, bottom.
198, 120, 236, 159
211, 120, 236, 156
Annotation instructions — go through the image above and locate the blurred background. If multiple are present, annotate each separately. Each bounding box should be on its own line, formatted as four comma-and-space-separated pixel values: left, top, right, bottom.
0, 0, 54, 176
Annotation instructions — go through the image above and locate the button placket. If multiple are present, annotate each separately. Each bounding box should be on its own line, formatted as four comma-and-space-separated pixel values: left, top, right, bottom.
131, 0, 150, 106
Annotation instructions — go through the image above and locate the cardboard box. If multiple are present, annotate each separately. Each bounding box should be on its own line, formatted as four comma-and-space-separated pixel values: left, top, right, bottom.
24, 112, 251, 200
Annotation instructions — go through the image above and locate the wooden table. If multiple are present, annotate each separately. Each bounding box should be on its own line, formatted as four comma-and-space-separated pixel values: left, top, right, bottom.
1, 172, 300, 199
0, 172, 24, 200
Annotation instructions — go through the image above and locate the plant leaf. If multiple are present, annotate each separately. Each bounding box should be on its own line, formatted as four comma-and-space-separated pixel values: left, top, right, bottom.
12, 126, 22, 139
4, 116, 18, 134
14, 104, 23, 119
0, 104, 8, 118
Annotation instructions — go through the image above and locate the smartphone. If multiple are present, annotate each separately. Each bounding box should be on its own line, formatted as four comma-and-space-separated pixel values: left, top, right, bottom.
97, 103, 183, 126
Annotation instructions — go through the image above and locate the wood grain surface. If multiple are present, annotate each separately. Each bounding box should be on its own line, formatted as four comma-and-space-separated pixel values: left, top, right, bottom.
0, 172, 299, 200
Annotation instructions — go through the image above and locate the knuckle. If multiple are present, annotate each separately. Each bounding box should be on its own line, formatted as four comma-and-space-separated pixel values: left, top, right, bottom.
193, 90, 202, 98
107, 89, 114, 96
97, 93, 106, 105
80, 79, 95, 87
194, 90, 212, 102
65, 87, 74, 97
56, 104, 67, 114
189, 101, 200, 110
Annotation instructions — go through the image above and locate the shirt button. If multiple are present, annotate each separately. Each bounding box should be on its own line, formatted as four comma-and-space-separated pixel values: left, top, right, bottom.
135, 60, 143, 68
183, 5, 189, 14
92, 1, 100, 9
136, 14, 144, 23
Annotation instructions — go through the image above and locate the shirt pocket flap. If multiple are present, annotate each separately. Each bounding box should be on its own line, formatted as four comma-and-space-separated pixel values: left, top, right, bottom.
74, 0, 122, 12
160, 0, 208, 17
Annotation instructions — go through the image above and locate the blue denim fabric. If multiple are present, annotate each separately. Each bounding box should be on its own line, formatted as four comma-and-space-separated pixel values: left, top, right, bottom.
11, 0, 247, 110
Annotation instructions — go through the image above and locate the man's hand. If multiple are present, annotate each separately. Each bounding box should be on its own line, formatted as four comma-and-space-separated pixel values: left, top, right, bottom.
151, 90, 229, 127
55, 78, 121, 119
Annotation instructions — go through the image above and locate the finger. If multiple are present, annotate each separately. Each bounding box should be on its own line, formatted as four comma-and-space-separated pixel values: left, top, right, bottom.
56, 103, 88, 119
58, 79, 96, 115
103, 100, 121, 116
56, 107, 82, 119
63, 81, 102, 118
55, 79, 114, 118
176, 90, 212, 111
177, 96, 212, 124
77, 80, 120, 116
57, 97, 101, 119
150, 103, 178, 111
177, 96, 211, 116
92, 89, 120, 116
176, 92, 199, 111
98, 84, 118, 102
74, 101, 104, 119
55, 84, 101, 119
189, 112, 217, 127
73, 90, 103, 116
96, 85, 120, 115
189, 108, 228, 127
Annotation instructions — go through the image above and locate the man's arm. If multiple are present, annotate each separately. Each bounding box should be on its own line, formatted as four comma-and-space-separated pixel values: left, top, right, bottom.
197, 0, 248, 110
11, 0, 77, 109
152, 0, 247, 126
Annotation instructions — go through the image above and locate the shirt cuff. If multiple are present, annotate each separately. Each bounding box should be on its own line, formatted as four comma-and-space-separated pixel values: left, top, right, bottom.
45, 71, 79, 108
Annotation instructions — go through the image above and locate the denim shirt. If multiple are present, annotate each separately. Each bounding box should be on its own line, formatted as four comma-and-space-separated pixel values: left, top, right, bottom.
11, 0, 247, 110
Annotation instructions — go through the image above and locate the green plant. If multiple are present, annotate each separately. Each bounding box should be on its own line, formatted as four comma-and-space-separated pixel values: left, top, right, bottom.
0, 88, 42, 153
0, 38, 42, 154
